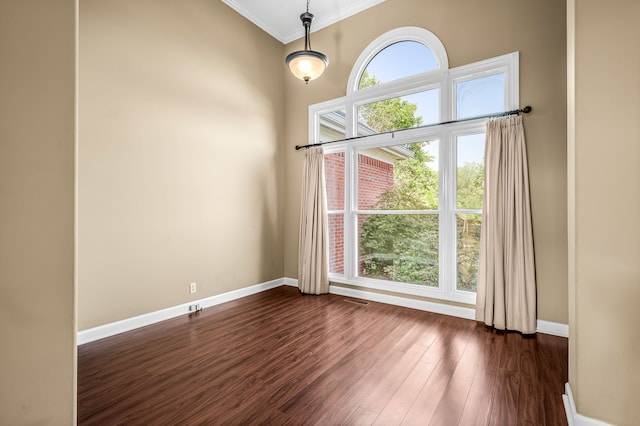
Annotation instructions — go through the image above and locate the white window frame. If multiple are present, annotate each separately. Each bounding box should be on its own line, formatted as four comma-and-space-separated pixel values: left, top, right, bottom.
312, 28, 519, 305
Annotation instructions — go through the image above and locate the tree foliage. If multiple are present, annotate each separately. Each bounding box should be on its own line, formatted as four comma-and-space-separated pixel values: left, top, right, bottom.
457, 162, 484, 210
359, 142, 440, 286
358, 71, 423, 133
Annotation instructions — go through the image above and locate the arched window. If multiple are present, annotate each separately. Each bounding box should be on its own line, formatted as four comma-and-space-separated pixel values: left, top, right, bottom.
311, 28, 519, 304
347, 27, 448, 92
358, 41, 438, 88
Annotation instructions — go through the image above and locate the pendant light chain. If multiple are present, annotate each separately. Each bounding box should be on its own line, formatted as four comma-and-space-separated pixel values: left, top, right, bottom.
305, 0, 312, 51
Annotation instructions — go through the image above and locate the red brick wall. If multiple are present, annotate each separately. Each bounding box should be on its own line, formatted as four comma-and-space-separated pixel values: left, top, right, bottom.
324, 152, 394, 275
325, 152, 344, 211
357, 155, 394, 209
328, 214, 344, 274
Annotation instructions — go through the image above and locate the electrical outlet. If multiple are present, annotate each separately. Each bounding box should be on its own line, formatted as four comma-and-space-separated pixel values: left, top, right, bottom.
189, 282, 197, 294
188, 304, 201, 312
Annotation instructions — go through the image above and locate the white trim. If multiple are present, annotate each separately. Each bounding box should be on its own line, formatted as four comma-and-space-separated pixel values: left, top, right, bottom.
77, 278, 286, 345
563, 383, 612, 426
537, 319, 569, 338
303, 0, 388, 45
220, 0, 292, 43
221, 0, 387, 44
330, 282, 475, 320
346, 27, 449, 94
328, 273, 477, 306
78, 277, 569, 345
449, 52, 520, 118
283, 277, 299, 287
314, 46, 520, 307
287, 278, 568, 337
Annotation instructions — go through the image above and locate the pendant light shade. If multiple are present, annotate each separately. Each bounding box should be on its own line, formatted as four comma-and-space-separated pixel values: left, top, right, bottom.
285, 10, 329, 84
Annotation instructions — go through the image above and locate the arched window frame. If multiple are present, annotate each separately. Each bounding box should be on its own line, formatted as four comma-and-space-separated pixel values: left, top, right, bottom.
309, 27, 519, 305
346, 27, 449, 94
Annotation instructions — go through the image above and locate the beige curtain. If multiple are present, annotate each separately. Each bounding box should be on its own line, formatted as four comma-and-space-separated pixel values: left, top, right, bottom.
298, 147, 329, 294
476, 115, 536, 334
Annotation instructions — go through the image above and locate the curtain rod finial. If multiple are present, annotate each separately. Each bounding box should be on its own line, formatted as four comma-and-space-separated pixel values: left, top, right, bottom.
522, 106, 532, 114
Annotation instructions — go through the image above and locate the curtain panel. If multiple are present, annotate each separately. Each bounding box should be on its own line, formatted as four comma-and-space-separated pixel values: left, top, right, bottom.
298, 147, 330, 295
476, 115, 537, 334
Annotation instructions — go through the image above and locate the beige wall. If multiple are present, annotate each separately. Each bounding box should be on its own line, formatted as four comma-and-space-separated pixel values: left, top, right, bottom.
78, 0, 285, 329
7, 1, 637, 423
0, 0, 77, 424
284, 0, 568, 324
568, 1, 640, 424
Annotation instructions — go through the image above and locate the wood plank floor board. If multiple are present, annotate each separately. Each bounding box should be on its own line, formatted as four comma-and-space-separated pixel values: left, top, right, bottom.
458, 390, 491, 426
400, 357, 462, 425
358, 344, 427, 413
344, 406, 379, 426
372, 359, 438, 426
428, 373, 473, 426
488, 368, 520, 425
276, 306, 419, 423
312, 337, 429, 424
78, 286, 568, 425
468, 329, 504, 397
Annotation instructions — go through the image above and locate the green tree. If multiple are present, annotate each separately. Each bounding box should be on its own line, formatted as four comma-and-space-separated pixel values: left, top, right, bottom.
356, 71, 485, 290
457, 162, 484, 209
456, 162, 484, 291
359, 141, 439, 286
457, 213, 482, 292
356, 72, 439, 284
377, 143, 438, 210
358, 71, 423, 133
360, 211, 439, 285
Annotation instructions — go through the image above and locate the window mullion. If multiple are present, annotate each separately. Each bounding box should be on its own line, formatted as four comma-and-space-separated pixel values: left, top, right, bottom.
344, 115, 356, 280
440, 71, 454, 295
440, 71, 452, 122
439, 128, 453, 295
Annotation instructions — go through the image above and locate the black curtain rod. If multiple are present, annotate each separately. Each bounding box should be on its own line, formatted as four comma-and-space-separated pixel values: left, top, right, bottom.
295, 105, 532, 150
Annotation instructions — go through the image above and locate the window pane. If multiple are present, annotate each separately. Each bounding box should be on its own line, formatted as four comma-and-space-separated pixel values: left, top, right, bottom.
358, 213, 439, 286
319, 109, 346, 142
456, 73, 504, 119
359, 41, 439, 88
457, 134, 485, 209
357, 89, 439, 135
329, 213, 344, 275
324, 152, 345, 211
457, 213, 482, 292
357, 141, 438, 210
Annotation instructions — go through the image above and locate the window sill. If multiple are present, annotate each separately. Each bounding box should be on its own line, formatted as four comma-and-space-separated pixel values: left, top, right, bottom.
328, 274, 477, 305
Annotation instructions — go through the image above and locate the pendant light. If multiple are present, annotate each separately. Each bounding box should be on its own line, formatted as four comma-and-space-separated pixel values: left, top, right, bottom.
285, 0, 329, 84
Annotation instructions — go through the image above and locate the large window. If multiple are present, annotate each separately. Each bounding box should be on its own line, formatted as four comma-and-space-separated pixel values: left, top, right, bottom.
313, 28, 518, 304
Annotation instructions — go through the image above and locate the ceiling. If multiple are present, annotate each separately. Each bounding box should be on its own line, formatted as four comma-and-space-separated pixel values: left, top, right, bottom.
221, 0, 387, 44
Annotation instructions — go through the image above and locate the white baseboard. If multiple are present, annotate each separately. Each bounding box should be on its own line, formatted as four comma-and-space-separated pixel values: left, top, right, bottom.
78, 277, 569, 345
563, 383, 611, 426
328, 282, 476, 320
77, 278, 286, 345
283, 277, 299, 287
285, 278, 568, 337
537, 319, 569, 338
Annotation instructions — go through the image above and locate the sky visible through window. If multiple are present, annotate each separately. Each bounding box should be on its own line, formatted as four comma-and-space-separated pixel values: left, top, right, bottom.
364, 41, 439, 84
362, 42, 503, 172
363, 41, 439, 125
457, 133, 485, 170
457, 73, 505, 119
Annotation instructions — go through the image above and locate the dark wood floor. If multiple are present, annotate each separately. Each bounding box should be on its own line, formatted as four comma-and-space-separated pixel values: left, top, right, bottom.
78, 286, 568, 425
